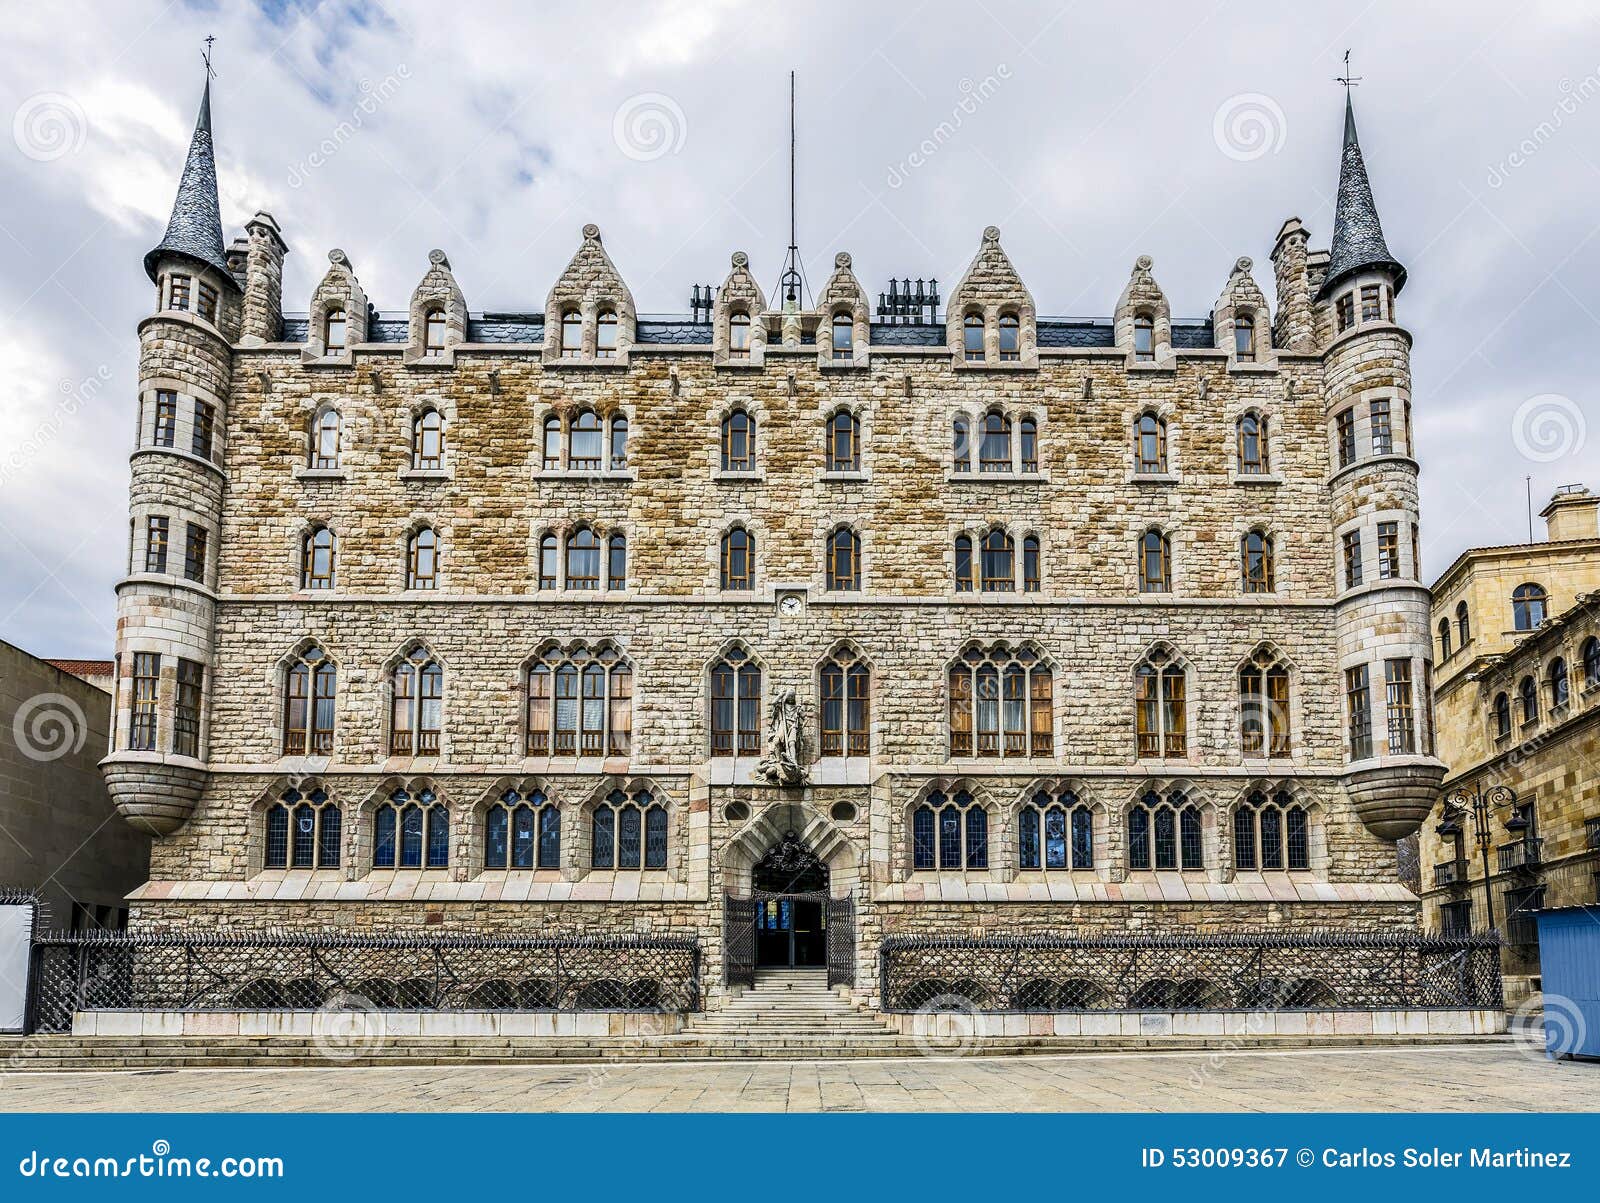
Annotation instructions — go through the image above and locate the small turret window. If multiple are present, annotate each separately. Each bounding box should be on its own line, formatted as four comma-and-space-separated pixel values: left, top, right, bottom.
729, 311, 751, 358
998, 313, 1020, 361
324, 308, 347, 352
423, 308, 447, 354
963, 313, 984, 361
595, 310, 619, 358
1336, 293, 1355, 332
1360, 285, 1382, 321
831, 312, 853, 360
168, 275, 191, 311
1133, 313, 1154, 362
560, 309, 582, 357
1234, 314, 1255, 361
196, 281, 218, 323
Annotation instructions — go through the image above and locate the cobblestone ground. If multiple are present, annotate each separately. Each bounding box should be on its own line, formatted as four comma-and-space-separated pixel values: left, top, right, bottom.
0, 1045, 1596, 1112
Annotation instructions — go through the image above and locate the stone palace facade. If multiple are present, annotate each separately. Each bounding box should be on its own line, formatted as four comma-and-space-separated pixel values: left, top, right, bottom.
102, 79, 1441, 1000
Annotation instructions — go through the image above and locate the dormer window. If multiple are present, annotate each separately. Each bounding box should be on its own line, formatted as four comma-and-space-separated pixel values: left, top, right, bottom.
423, 308, 447, 355
998, 313, 1020, 362
595, 310, 618, 358
963, 313, 984, 362
1234, 314, 1255, 361
729, 311, 751, 358
831, 312, 853, 361
1133, 313, 1154, 362
560, 310, 582, 357
1336, 293, 1355, 333
324, 308, 347, 352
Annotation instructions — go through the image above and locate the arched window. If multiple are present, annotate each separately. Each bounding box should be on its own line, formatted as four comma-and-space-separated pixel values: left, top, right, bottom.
390, 648, 442, 755
1518, 675, 1538, 726
1241, 529, 1275, 593
1019, 788, 1093, 870
1019, 417, 1038, 473
1549, 658, 1570, 709
952, 416, 971, 471
1493, 692, 1511, 740
484, 788, 559, 869
1134, 648, 1186, 758
1239, 651, 1290, 757
827, 410, 861, 473
591, 788, 667, 870
566, 527, 601, 590
263, 786, 340, 869
1135, 411, 1166, 473
954, 534, 974, 592
541, 414, 562, 470
1022, 535, 1041, 593
310, 409, 340, 470
831, 312, 853, 360
324, 308, 347, 353
979, 411, 1011, 473
728, 311, 751, 358
526, 643, 631, 756
710, 645, 762, 756
1133, 313, 1155, 362
283, 645, 336, 755
423, 308, 447, 355
1234, 789, 1308, 871
1128, 788, 1202, 870
721, 527, 754, 590
1437, 618, 1452, 660
998, 312, 1021, 362
407, 526, 439, 590
412, 407, 444, 471
820, 646, 870, 757
373, 786, 447, 868
1512, 583, 1547, 631
1237, 412, 1267, 474
1584, 636, 1600, 691
1456, 601, 1472, 647
912, 789, 987, 870
963, 313, 985, 362
1138, 529, 1170, 593
607, 533, 627, 590
609, 415, 628, 471
560, 309, 582, 357
827, 527, 860, 591
721, 409, 754, 471
1234, 313, 1255, 361
980, 527, 1014, 592
301, 526, 335, 590
948, 642, 1052, 758
569, 409, 602, 471
538, 532, 558, 590
595, 310, 618, 358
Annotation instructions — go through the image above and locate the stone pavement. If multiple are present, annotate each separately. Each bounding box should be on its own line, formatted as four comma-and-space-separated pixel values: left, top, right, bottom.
0, 1044, 1595, 1112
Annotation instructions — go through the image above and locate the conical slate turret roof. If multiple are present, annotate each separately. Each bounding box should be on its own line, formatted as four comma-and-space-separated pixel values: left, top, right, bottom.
144, 77, 237, 288
1316, 93, 1404, 300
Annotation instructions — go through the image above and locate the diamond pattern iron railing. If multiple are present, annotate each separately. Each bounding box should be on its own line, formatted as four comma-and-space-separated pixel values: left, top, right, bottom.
878, 931, 1503, 1012
27, 931, 701, 1034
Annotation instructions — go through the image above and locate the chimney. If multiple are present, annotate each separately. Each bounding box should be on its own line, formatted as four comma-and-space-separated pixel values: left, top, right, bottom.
1542, 485, 1600, 541
1270, 217, 1314, 351
239, 211, 288, 346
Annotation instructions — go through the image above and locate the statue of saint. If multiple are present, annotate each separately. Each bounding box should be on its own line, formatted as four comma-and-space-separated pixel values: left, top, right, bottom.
757, 687, 807, 786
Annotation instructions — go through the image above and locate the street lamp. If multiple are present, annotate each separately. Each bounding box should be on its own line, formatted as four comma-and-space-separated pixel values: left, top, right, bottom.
1440, 782, 1519, 933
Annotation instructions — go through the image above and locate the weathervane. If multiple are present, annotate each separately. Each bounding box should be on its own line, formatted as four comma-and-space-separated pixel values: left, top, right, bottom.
1335, 48, 1361, 94
202, 34, 217, 79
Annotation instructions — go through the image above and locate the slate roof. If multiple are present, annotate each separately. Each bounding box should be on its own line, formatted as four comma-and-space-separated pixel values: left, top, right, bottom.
144, 79, 236, 288
1317, 94, 1406, 301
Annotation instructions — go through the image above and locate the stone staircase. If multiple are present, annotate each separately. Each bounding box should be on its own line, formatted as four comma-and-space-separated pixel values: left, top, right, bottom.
680, 968, 898, 1038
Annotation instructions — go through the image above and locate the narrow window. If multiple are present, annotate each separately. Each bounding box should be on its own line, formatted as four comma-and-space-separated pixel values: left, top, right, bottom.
721, 527, 754, 590
595, 310, 618, 358
1512, 583, 1547, 631
129, 652, 160, 751
1360, 284, 1383, 321
1457, 601, 1471, 648
721, 409, 754, 471
609, 416, 628, 471
954, 535, 973, 593
1022, 536, 1040, 593
1342, 530, 1364, 588
1019, 417, 1037, 473
191, 400, 215, 461
1346, 665, 1372, 759
827, 527, 860, 591
979, 412, 1011, 473
541, 415, 562, 470
1438, 619, 1452, 660
324, 308, 347, 352
1234, 313, 1255, 361
831, 312, 853, 361
1493, 692, 1511, 739
560, 309, 582, 357
1240, 655, 1292, 757
569, 410, 602, 471
413, 408, 444, 471
1377, 522, 1400, 580
998, 313, 1020, 362
424, 308, 447, 354
1139, 529, 1170, 593
1518, 674, 1538, 726
1385, 659, 1416, 754
566, 527, 601, 590
827, 411, 861, 473
1237, 413, 1266, 474
1550, 658, 1570, 709
1370, 399, 1393, 456
952, 416, 971, 471
1241, 529, 1274, 593
1133, 313, 1154, 362
311, 410, 340, 470
728, 311, 751, 358
167, 274, 191, 311
302, 527, 335, 590
1135, 412, 1167, 473
173, 658, 203, 757
538, 532, 558, 590
145, 515, 169, 574
196, 280, 218, 322
407, 527, 438, 590
153, 391, 178, 447
1582, 636, 1600, 690
963, 313, 985, 362
1335, 408, 1356, 468
608, 533, 627, 590
1336, 293, 1355, 332
980, 527, 1014, 592
183, 522, 207, 583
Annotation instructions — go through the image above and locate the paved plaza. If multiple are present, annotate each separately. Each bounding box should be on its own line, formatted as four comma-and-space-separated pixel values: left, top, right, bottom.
0, 1044, 1594, 1112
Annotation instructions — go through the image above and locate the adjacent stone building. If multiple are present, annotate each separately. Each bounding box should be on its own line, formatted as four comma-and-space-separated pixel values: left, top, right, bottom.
101, 79, 1442, 1003
1422, 486, 1600, 1004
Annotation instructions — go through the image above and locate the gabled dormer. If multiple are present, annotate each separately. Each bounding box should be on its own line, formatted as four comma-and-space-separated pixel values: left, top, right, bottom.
815, 252, 869, 369
302, 249, 369, 364
404, 249, 467, 367
1113, 255, 1175, 371
541, 223, 637, 367
713, 252, 768, 369
944, 226, 1036, 370
1211, 256, 1276, 370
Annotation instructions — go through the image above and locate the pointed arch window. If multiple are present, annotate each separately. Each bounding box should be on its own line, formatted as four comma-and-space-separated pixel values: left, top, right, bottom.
954, 534, 974, 592
566, 527, 601, 590
710, 646, 762, 757
311, 409, 340, 470
1234, 789, 1308, 871
595, 310, 619, 358
1584, 636, 1600, 691
1239, 651, 1290, 757
542, 415, 562, 471
820, 646, 869, 756
728, 311, 751, 358
302, 526, 336, 590
1493, 692, 1512, 740
948, 642, 1051, 758
912, 789, 987, 870
412, 407, 444, 471
607, 533, 627, 589
569, 409, 602, 471
609, 415, 628, 471
1135, 412, 1166, 473
1241, 529, 1275, 593
373, 787, 447, 868
721, 526, 753, 591
1022, 536, 1041, 593
407, 526, 439, 590
980, 527, 1015, 591
998, 312, 1021, 361
592, 788, 667, 870
963, 313, 985, 362
722, 409, 755, 471
324, 308, 347, 353
979, 411, 1011, 473
952, 416, 972, 471
1139, 529, 1170, 593
1135, 649, 1186, 758
1019, 417, 1038, 473
560, 309, 582, 357
525, 643, 631, 757
423, 308, 447, 355
1512, 583, 1547, 631
831, 312, 853, 360
390, 648, 442, 756
1133, 313, 1155, 362
1518, 674, 1538, 726
538, 532, 559, 590
827, 410, 860, 472
1550, 658, 1570, 709
826, 527, 860, 591
1128, 788, 1202, 870
1237, 412, 1267, 474
264, 786, 340, 869
1019, 788, 1093, 870
284, 645, 337, 755
1234, 313, 1255, 361
485, 788, 560, 870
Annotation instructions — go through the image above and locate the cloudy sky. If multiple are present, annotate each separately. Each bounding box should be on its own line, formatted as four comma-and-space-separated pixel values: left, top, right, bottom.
1, 0, 1596, 659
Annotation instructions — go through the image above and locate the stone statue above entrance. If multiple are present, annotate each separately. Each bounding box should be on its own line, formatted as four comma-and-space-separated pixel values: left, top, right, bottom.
756, 687, 807, 786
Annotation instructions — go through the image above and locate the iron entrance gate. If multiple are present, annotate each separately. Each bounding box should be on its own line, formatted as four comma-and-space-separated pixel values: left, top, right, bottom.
723, 892, 855, 989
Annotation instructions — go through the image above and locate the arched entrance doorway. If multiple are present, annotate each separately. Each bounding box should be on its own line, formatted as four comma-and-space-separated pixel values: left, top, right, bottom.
751, 831, 828, 969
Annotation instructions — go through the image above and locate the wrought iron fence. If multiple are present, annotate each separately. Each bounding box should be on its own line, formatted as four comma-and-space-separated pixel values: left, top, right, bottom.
826, 895, 855, 988
723, 895, 757, 989
27, 931, 701, 1034
878, 931, 1503, 1013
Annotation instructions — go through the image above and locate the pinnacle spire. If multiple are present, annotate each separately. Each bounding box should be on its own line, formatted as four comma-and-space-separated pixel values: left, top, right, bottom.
1316, 90, 1405, 301
144, 71, 237, 288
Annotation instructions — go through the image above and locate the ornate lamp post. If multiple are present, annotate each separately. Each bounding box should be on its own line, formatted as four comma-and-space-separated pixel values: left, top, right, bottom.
1440, 782, 1519, 933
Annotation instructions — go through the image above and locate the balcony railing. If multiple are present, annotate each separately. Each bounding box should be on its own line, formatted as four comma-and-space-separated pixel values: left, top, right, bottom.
1497, 838, 1544, 873
1433, 861, 1464, 887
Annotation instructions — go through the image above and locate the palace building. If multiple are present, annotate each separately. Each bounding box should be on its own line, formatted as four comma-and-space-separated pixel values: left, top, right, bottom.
101, 76, 1443, 1006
